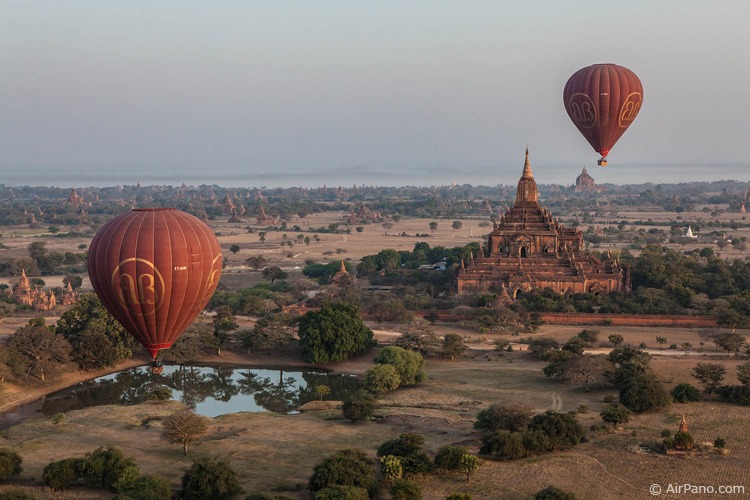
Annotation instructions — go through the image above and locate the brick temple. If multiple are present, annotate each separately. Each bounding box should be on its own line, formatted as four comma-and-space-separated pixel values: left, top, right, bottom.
456, 150, 630, 301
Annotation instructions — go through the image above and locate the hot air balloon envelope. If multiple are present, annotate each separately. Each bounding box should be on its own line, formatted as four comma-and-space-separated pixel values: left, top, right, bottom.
563, 63, 643, 165
87, 208, 222, 360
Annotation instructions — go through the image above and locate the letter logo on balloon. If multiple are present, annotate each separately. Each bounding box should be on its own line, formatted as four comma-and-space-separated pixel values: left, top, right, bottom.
111, 258, 165, 315
618, 92, 642, 128
567, 93, 597, 129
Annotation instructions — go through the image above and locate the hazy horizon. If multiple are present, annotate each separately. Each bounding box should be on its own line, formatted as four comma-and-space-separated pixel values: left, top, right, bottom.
3, 1, 749, 187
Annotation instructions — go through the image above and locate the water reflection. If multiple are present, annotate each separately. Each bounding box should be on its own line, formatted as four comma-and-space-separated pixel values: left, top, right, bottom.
37, 365, 360, 418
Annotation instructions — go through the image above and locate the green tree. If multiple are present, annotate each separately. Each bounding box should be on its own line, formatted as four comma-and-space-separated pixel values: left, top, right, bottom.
68, 329, 119, 370
162, 410, 209, 455
559, 354, 613, 391
737, 361, 750, 386
0, 449, 23, 482
429, 222, 438, 232
229, 244, 240, 254
245, 255, 268, 270
364, 364, 400, 394
313, 485, 369, 500
608, 334, 624, 346
373, 346, 425, 386
527, 411, 587, 449
434, 445, 467, 471
380, 455, 403, 485
474, 403, 533, 433
308, 449, 376, 495
315, 384, 332, 401
394, 319, 441, 357
442, 333, 467, 359
253, 314, 296, 354
56, 293, 140, 361
62, 274, 83, 290
6, 322, 71, 381
534, 486, 578, 499
212, 305, 238, 356
298, 302, 375, 363
42, 458, 82, 490
342, 390, 376, 423
452, 221, 463, 230
692, 363, 726, 395
79, 446, 135, 490
391, 478, 422, 499
459, 454, 479, 482
618, 373, 671, 412
262, 266, 288, 284
599, 403, 630, 428
181, 457, 241, 500
118, 474, 172, 500
671, 383, 702, 403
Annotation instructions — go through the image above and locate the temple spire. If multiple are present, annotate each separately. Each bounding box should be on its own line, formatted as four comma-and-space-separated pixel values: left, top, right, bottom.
515, 149, 539, 204
522, 148, 533, 178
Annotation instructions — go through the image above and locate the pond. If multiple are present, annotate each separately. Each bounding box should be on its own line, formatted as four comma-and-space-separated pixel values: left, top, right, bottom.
0, 365, 360, 429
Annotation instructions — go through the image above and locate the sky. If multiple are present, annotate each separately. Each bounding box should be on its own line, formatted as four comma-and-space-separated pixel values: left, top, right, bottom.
2, 1, 749, 187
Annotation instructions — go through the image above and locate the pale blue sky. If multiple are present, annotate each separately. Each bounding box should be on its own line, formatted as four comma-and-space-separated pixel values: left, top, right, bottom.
2, 1, 749, 186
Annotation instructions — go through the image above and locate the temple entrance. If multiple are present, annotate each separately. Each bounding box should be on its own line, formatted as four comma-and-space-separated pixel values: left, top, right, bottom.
520, 247, 527, 258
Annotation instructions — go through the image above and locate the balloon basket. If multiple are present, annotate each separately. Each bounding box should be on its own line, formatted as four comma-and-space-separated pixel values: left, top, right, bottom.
597, 158, 608, 166
151, 359, 164, 375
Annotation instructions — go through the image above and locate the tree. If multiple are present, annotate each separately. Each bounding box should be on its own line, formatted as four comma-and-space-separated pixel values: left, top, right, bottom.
313, 485, 369, 500
56, 293, 140, 361
62, 274, 83, 290
618, 373, 671, 412
0, 448, 23, 482
262, 266, 288, 284
315, 385, 331, 401
376, 433, 433, 476
298, 302, 375, 363
374, 346, 425, 386
692, 363, 726, 395
452, 221, 463, 231
712, 332, 747, 353
79, 446, 135, 490
308, 449, 376, 495
656, 336, 667, 346
68, 329, 119, 370
229, 244, 240, 254
245, 255, 268, 270
212, 306, 238, 356
442, 334, 467, 359
737, 361, 750, 386
391, 478, 422, 499
474, 403, 533, 433
608, 334, 624, 346
394, 319, 441, 357
342, 390, 376, 422
671, 383, 702, 403
534, 486, 578, 500
118, 474, 172, 500
253, 314, 296, 354
162, 410, 209, 455
434, 445, 467, 471
6, 322, 71, 381
600, 403, 630, 428
42, 458, 82, 490
181, 457, 241, 500
459, 454, 479, 482
364, 364, 400, 394
380, 455, 403, 485
429, 222, 438, 232
559, 355, 613, 391
576, 329, 599, 347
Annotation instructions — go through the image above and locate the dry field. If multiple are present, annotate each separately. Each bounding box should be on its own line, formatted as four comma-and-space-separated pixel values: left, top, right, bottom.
2, 346, 749, 500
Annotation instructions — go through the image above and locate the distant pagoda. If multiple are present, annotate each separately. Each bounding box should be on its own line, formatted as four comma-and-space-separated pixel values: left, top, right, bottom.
457, 150, 629, 301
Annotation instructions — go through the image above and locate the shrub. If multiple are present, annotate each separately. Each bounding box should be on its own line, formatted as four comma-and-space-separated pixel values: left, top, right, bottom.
0, 448, 23, 482
474, 404, 533, 433
618, 373, 671, 412
391, 479, 422, 500
673, 431, 694, 450
364, 364, 400, 394
376, 433, 433, 476
446, 495, 473, 500
308, 449, 376, 495
479, 430, 526, 459
118, 474, 173, 500
42, 458, 82, 490
342, 390, 376, 422
442, 334, 467, 359
434, 445, 467, 471
527, 411, 587, 449
534, 486, 578, 499
714, 437, 726, 449
373, 346, 425, 386
79, 446, 135, 490
603, 395, 615, 403
313, 485, 369, 500
112, 464, 141, 493
181, 457, 242, 500
380, 455, 402, 484
600, 403, 630, 427
671, 383, 702, 403
0, 490, 38, 500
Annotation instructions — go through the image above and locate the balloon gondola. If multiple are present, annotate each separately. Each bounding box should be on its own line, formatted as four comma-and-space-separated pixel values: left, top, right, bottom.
87, 208, 222, 373
563, 63, 643, 166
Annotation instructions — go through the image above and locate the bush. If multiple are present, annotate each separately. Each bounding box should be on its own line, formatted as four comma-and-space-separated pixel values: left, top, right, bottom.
0, 448, 23, 482
376, 433, 433, 476
434, 445, 467, 471
308, 449, 376, 495
181, 457, 242, 500
618, 373, 671, 412
479, 430, 526, 459
474, 404, 533, 433
42, 458, 82, 490
446, 495, 473, 500
391, 479, 422, 500
298, 302, 375, 363
342, 390, 376, 422
534, 486, 578, 499
673, 431, 694, 450
373, 346, 425, 386
118, 474, 172, 500
600, 403, 630, 427
313, 485, 369, 500
112, 464, 141, 493
527, 411, 587, 449
380, 455, 402, 484
0, 490, 38, 500
442, 334, 467, 359
364, 364, 400, 394
79, 446, 135, 490
714, 437, 726, 449
671, 383, 702, 403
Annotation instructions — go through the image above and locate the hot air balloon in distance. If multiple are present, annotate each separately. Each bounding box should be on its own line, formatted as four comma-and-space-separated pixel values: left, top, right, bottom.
563, 63, 643, 166
87, 208, 222, 373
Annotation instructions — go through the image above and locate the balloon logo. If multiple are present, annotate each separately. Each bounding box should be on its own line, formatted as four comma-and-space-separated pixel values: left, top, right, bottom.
88, 208, 222, 361
563, 63, 643, 165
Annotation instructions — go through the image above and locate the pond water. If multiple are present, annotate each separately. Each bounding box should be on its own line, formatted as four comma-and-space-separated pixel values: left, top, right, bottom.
0, 365, 360, 428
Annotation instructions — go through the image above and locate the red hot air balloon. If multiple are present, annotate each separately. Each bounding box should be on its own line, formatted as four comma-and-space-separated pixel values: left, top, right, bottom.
87, 208, 222, 370
563, 63, 643, 166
